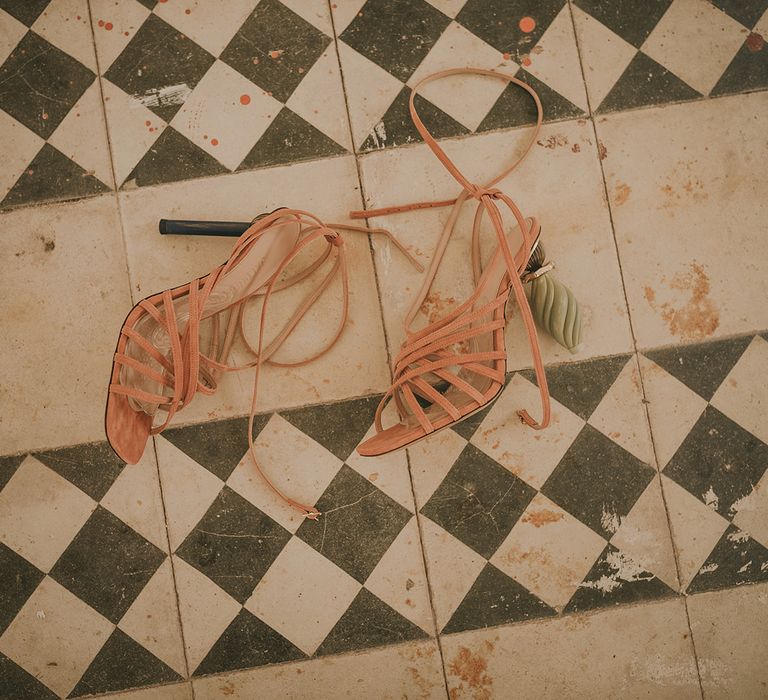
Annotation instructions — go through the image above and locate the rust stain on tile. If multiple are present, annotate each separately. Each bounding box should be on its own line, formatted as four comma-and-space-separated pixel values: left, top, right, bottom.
537, 134, 568, 149
613, 183, 631, 206
648, 262, 720, 340
746, 32, 764, 52
522, 508, 564, 527
571, 143, 581, 153
421, 291, 457, 325
448, 644, 494, 699
597, 141, 608, 160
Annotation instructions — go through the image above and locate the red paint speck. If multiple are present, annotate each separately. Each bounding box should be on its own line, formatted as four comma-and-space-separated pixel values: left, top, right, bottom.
519, 16, 536, 33
210, 138, 219, 146
269, 49, 283, 59
746, 32, 764, 52
522, 54, 531, 66
502, 52, 511, 61
98, 19, 104, 26
105, 22, 113, 30
76, 15, 81, 20
240, 94, 251, 105
124, 31, 129, 36
145, 120, 151, 126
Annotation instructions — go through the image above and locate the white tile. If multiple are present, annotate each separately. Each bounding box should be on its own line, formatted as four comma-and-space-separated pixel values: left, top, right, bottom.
638, 354, 708, 468
687, 583, 768, 699
420, 516, 485, 630
155, 436, 223, 552
472, 374, 586, 490
442, 597, 700, 698
328, 0, 367, 34
153, 0, 259, 56
0, 577, 113, 698
611, 477, 680, 590
47, 81, 114, 189
227, 414, 342, 533
280, 0, 333, 37
90, 0, 151, 71
407, 22, 510, 131
711, 335, 768, 445
245, 537, 360, 655
172, 556, 241, 672
98, 683, 193, 700
526, 5, 589, 112
0, 196, 133, 454
570, 5, 637, 110
336, 41, 404, 148
364, 517, 434, 633
642, 0, 746, 95
0, 456, 95, 572
407, 427, 468, 509
286, 45, 352, 151
101, 449, 168, 551
32, 0, 97, 71
661, 475, 729, 589
193, 638, 446, 699
0, 110, 44, 202
101, 79, 166, 187
491, 492, 606, 610
589, 356, 655, 464
170, 60, 282, 171
423, 0, 465, 19
118, 558, 187, 676
0, 8, 26, 66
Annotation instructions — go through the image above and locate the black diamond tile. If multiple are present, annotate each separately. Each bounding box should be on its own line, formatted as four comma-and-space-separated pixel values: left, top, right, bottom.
281, 395, 379, 461
574, 0, 674, 48
340, 0, 450, 83
711, 32, 768, 97
443, 563, 556, 634
0, 0, 52, 26
457, 0, 565, 54
104, 14, 215, 122
710, 0, 768, 28
0, 453, 25, 491
69, 628, 181, 698
521, 354, 630, 421
0, 542, 44, 635
687, 525, 768, 594
134, 0, 158, 9
316, 588, 427, 656
664, 406, 768, 520
477, 68, 584, 133
542, 425, 655, 538
163, 415, 269, 482
49, 506, 166, 623
0, 652, 57, 700
421, 443, 537, 559
34, 441, 125, 501
451, 400, 496, 441
564, 544, 675, 613
296, 465, 411, 583
1, 143, 111, 209
598, 51, 701, 113
238, 106, 347, 171
220, 0, 330, 103
0, 31, 95, 139
360, 86, 469, 152
122, 126, 228, 188
194, 609, 305, 676
176, 486, 292, 603
644, 335, 752, 402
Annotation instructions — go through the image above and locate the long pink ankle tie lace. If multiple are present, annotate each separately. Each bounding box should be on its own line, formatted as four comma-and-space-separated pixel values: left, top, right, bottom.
350, 67, 551, 431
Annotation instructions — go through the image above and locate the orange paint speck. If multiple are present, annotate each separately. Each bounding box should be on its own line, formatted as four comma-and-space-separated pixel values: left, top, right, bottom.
269, 49, 283, 59
42, 112, 49, 120
185, 8, 191, 14
97, 19, 104, 26
522, 54, 531, 66
145, 120, 151, 126
240, 94, 251, 105
105, 22, 113, 30
210, 138, 219, 146
519, 16, 536, 33
124, 31, 129, 36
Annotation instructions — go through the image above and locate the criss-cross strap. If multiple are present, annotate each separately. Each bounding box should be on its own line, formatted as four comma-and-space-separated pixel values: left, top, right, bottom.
110, 209, 422, 519
350, 68, 551, 436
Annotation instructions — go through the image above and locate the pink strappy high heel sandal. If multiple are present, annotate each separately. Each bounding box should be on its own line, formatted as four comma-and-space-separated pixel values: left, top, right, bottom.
354, 68, 552, 457
106, 208, 421, 518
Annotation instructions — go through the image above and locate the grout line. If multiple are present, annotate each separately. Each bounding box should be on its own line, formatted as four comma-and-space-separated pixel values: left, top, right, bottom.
565, 2, 705, 696
84, 0, 137, 306
326, 6, 449, 697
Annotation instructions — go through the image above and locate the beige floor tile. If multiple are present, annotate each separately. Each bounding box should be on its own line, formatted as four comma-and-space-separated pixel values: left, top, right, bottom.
0, 195, 132, 454
92, 683, 194, 700
687, 583, 768, 699
598, 91, 768, 348
442, 597, 700, 698
357, 117, 633, 370
192, 638, 446, 699
117, 157, 391, 424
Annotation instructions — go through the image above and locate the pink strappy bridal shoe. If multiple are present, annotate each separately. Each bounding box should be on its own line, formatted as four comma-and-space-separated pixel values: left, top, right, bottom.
355, 68, 552, 457
105, 208, 421, 518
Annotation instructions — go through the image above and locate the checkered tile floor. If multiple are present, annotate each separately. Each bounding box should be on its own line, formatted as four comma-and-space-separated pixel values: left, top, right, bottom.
2, 336, 767, 697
